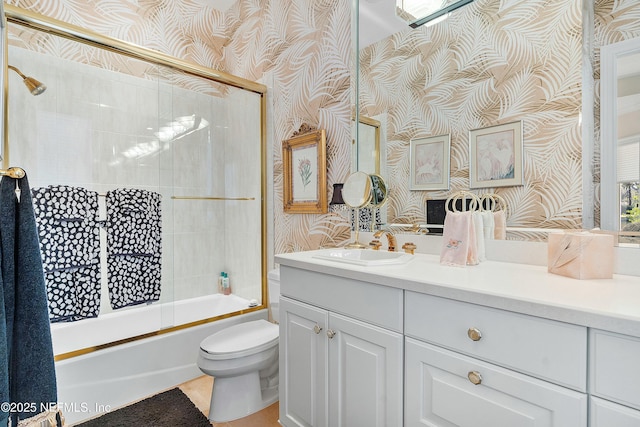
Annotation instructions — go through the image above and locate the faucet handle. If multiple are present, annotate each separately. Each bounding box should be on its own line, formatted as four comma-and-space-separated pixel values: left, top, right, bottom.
402, 242, 417, 254
369, 239, 382, 250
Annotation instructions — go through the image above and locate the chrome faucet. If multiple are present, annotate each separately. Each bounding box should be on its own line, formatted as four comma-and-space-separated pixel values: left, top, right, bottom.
372, 229, 397, 252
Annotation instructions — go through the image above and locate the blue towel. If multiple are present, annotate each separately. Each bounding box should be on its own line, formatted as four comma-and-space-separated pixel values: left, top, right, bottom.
0, 173, 59, 426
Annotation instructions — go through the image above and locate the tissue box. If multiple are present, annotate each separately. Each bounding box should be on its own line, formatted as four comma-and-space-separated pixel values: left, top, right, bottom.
547, 231, 614, 280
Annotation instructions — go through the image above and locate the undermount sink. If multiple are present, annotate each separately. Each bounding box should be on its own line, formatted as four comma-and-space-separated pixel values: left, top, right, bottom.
313, 248, 413, 266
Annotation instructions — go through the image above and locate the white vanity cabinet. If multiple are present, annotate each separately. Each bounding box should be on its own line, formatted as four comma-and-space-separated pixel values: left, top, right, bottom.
279, 266, 404, 427
589, 329, 640, 426
404, 292, 588, 427
276, 249, 640, 427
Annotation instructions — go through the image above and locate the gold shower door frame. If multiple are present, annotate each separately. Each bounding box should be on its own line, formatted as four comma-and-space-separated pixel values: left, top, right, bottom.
1, 4, 268, 360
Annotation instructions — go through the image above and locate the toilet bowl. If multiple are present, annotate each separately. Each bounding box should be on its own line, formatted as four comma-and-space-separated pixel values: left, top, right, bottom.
197, 268, 280, 422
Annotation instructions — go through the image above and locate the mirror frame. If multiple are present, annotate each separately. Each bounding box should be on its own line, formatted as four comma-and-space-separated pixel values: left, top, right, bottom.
353, 115, 381, 174
600, 36, 640, 232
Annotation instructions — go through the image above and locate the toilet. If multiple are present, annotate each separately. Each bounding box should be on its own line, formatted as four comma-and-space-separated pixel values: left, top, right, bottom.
197, 268, 280, 422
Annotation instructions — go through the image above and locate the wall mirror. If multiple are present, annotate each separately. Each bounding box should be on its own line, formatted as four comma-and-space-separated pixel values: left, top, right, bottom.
352, 116, 381, 175
601, 36, 640, 245
355, 0, 593, 242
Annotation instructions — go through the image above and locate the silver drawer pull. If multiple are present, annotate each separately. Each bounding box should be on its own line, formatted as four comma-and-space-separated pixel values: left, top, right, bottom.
467, 327, 482, 341
313, 324, 322, 334
327, 329, 336, 339
468, 371, 482, 385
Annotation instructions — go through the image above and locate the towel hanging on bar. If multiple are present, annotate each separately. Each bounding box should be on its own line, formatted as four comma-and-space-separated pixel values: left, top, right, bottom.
0, 170, 62, 427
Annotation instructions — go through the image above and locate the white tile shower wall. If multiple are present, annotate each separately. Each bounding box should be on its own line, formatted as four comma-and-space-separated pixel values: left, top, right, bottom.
7, 47, 263, 323
223, 87, 262, 303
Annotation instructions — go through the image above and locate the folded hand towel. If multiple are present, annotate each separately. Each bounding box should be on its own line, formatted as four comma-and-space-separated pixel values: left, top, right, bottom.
473, 212, 485, 262
440, 211, 478, 267
493, 210, 507, 240
480, 211, 495, 240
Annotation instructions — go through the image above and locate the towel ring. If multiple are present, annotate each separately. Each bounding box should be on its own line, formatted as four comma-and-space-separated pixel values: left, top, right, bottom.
479, 194, 495, 212
445, 191, 480, 213
493, 194, 507, 212
479, 193, 504, 212
480, 193, 508, 215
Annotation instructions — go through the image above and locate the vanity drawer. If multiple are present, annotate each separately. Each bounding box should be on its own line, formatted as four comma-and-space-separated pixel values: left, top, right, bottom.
590, 329, 640, 410
280, 266, 403, 332
405, 338, 587, 427
405, 292, 587, 391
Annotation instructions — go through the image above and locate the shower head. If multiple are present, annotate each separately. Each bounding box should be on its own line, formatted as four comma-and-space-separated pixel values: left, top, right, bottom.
7, 65, 46, 96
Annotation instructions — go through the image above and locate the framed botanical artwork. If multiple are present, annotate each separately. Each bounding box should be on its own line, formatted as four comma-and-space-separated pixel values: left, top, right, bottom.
469, 120, 524, 189
409, 134, 451, 191
282, 127, 327, 213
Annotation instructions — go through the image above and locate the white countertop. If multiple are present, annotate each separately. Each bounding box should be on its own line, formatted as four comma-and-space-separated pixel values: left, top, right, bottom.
275, 249, 640, 337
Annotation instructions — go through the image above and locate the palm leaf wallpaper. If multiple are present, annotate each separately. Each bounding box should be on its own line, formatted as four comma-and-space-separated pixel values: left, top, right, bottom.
361, 0, 640, 240
4, 0, 640, 251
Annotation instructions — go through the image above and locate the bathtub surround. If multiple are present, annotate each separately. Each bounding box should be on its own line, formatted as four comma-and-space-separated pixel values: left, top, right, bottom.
31, 186, 101, 322
7, 41, 264, 348
0, 175, 60, 426
105, 188, 162, 309
51, 293, 256, 357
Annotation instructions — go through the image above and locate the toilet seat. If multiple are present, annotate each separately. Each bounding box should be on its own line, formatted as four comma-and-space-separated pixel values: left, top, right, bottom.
200, 319, 278, 360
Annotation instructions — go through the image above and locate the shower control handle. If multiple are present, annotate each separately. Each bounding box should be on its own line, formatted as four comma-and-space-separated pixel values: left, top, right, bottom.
313, 324, 322, 334
327, 329, 336, 339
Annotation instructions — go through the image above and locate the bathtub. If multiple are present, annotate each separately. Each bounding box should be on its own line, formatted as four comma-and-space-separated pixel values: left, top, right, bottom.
53, 294, 267, 425
51, 293, 257, 355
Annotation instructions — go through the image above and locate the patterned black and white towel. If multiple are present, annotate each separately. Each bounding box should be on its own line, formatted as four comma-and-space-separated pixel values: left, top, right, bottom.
105, 188, 162, 309
32, 186, 101, 322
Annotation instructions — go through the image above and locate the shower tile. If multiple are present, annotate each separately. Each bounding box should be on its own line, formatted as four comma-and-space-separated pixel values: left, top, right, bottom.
100, 79, 138, 113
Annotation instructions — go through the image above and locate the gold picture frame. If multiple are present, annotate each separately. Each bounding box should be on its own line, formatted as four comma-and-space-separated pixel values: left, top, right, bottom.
282, 127, 327, 213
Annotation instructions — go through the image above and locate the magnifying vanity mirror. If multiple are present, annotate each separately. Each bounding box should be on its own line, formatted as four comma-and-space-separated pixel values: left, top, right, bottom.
343, 171, 373, 248
342, 171, 372, 209
342, 170, 390, 248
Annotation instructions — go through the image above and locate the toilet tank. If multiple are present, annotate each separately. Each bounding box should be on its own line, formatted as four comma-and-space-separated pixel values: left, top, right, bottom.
267, 268, 280, 323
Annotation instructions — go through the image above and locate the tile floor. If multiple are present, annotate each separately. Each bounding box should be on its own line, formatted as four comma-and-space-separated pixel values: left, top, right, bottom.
179, 376, 281, 427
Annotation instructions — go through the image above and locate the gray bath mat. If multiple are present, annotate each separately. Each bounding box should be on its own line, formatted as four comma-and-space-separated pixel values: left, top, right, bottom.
74, 388, 211, 427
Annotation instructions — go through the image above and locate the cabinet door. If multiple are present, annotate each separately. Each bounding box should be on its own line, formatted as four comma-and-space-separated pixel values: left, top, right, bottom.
328, 312, 403, 427
280, 296, 328, 427
590, 396, 640, 427
405, 338, 587, 427
590, 329, 640, 411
